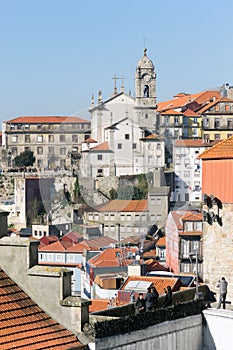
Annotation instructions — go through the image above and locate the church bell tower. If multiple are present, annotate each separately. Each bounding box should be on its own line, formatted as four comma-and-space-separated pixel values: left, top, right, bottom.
134, 48, 157, 131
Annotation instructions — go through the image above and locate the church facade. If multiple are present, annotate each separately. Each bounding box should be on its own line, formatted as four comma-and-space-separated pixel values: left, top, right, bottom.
81, 49, 164, 178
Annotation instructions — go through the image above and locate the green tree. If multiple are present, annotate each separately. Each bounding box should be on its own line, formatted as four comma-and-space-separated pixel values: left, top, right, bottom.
13, 150, 35, 168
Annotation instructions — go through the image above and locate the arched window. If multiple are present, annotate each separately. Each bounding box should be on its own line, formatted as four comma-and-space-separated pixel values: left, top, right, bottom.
144, 85, 149, 97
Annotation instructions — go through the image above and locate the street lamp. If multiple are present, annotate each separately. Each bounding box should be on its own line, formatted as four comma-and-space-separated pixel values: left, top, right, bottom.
189, 250, 199, 299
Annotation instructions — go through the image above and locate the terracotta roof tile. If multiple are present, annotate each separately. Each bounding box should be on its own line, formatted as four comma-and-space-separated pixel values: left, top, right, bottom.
6, 116, 89, 124
88, 248, 138, 268
198, 96, 233, 114
181, 212, 202, 221
183, 108, 200, 117
90, 141, 111, 151
95, 199, 148, 212
160, 109, 183, 115
89, 299, 109, 313
39, 240, 73, 252
121, 275, 180, 295
174, 139, 219, 147
198, 135, 233, 159
156, 236, 166, 246
0, 269, 84, 349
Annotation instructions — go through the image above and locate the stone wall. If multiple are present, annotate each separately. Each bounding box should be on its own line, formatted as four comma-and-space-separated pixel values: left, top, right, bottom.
202, 203, 233, 302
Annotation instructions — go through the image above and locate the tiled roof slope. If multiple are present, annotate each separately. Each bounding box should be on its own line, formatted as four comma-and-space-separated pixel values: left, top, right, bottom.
95, 199, 148, 212
198, 135, 233, 159
6, 116, 88, 124
0, 269, 84, 349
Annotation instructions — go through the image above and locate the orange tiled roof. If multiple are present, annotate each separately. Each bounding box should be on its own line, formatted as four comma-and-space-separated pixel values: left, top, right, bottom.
144, 259, 168, 272
95, 199, 148, 212
160, 109, 183, 115
156, 236, 166, 246
198, 135, 233, 159
0, 269, 84, 349
157, 90, 220, 113
174, 139, 206, 147
198, 96, 233, 114
66, 240, 96, 252
89, 299, 109, 313
90, 141, 111, 151
157, 91, 204, 112
88, 248, 138, 268
61, 231, 83, 244
183, 108, 200, 117
39, 240, 73, 252
182, 212, 202, 221
6, 116, 89, 124
121, 275, 180, 295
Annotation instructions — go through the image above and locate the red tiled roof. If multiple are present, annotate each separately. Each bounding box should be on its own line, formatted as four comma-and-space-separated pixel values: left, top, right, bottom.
157, 90, 220, 113
67, 241, 96, 253
95, 199, 148, 212
39, 236, 59, 248
90, 141, 111, 151
183, 108, 200, 117
121, 275, 180, 295
88, 248, 138, 268
0, 269, 84, 349
182, 212, 202, 221
198, 97, 233, 114
144, 259, 168, 272
89, 299, 109, 313
156, 236, 166, 246
39, 240, 73, 252
198, 135, 233, 159
6, 116, 89, 124
61, 231, 83, 244
160, 109, 183, 115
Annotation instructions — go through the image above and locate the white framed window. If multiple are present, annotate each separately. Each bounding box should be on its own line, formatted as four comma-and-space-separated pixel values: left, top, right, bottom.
104, 214, 108, 221
110, 225, 115, 232
126, 215, 131, 221
69, 254, 74, 261
48, 254, 53, 261
184, 171, 190, 177
110, 214, 114, 221
120, 214, 125, 221
37, 135, 43, 143
157, 198, 161, 205
12, 136, 18, 143
56, 254, 61, 261
135, 215, 140, 221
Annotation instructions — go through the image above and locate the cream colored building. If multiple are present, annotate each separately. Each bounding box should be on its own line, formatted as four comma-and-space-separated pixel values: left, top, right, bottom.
2, 116, 90, 170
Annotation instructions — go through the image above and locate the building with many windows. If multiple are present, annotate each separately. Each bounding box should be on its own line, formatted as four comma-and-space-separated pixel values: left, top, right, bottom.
1, 116, 90, 170
165, 210, 203, 275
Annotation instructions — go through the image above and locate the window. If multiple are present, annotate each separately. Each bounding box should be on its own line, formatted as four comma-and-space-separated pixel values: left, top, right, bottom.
157, 143, 161, 150
37, 124, 42, 130
12, 147, 18, 156
118, 143, 122, 149
184, 171, 190, 177
196, 222, 202, 231
48, 254, 53, 261
60, 148, 66, 155
37, 135, 43, 143
17, 124, 22, 130
12, 136, 18, 143
135, 215, 140, 221
157, 198, 161, 205
186, 222, 193, 231
165, 117, 170, 125
214, 118, 220, 128
145, 114, 148, 119
94, 214, 99, 221
133, 143, 137, 149
110, 214, 114, 221
125, 134, 130, 140
25, 124, 30, 129
126, 215, 131, 221
60, 135, 66, 142
215, 134, 220, 140
48, 147, 54, 155
56, 254, 61, 261
175, 181, 181, 188
97, 154, 102, 160
40, 253, 44, 260
227, 119, 232, 128
34, 230, 37, 236
10, 124, 15, 129
69, 254, 74, 261
104, 214, 108, 220
37, 147, 43, 155
48, 135, 54, 142
25, 135, 30, 143
193, 117, 198, 124
120, 214, 125, 221
174, 117, 179, 125
72, 135, 78, 142
183, 240, 190, 256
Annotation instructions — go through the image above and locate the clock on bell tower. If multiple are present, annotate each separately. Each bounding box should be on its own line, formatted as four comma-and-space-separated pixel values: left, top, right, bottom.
134, 48, 158, 132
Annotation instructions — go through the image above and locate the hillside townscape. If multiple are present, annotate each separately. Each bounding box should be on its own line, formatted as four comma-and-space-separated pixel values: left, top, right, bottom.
1, 48, 233, 349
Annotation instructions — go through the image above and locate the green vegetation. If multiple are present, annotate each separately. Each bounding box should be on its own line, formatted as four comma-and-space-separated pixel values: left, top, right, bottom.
13, 150, 35, 168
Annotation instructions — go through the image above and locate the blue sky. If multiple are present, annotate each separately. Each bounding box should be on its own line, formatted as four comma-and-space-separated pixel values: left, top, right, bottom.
0, 0, 232, 122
